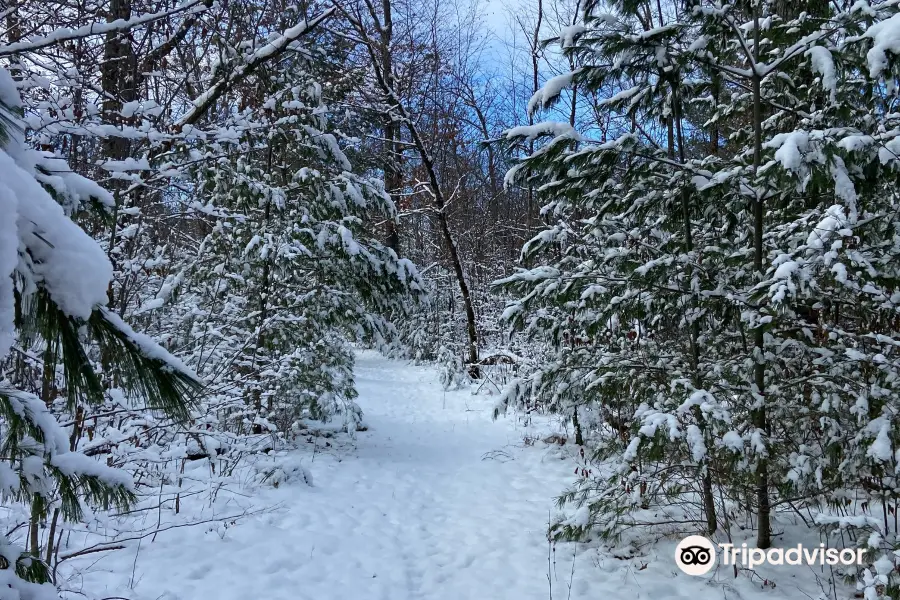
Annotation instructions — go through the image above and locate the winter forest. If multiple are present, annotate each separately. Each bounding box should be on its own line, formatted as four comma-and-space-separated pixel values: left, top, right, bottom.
4, 0, 900, 598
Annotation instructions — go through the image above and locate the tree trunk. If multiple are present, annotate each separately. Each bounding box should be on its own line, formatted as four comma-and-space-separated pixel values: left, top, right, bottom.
251, 146, 275, 434
100, 0, 136, 313
751, 4, 771, 550
672, 72, 717, 534
5, 0, 22, 80
572, 408, 584, 445
352, 14, 481, 375
525, 0, 543, 238
381, 0, 401, 253
101, 0, 136, 163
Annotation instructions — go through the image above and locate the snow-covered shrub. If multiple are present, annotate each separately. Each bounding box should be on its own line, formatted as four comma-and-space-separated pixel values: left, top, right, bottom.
253, 457, 314, 488
438, 345, 471, 390
391, 266, 463, 364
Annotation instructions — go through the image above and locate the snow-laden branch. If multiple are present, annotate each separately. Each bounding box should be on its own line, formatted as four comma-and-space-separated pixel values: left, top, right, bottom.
0, 0, 209, 57
175, 8, 336, 128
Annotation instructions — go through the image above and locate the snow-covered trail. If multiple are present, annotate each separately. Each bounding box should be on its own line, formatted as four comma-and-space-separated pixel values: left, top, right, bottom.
248, 350, 570, 600
86, 351, 587, 600
74, 352, 809, 600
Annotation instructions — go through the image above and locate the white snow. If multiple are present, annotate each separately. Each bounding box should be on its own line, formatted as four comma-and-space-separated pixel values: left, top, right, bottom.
100, 157, 152, 172
636, 24, 677, 40
63, 352, 864, 600
599, 85, 641, 107
98, 307, 200, 380
50, 452, 135, 490
875, 555, 895, 575
504, 122, 580, 142
0, 63, 20, 110
0, 66, 113, 323
70, 353, 584, 599
0, 462, 18, 496
0, 174, 17, 359
34, 151, 115, 209
773, 260, 799, 280
135, 297, 166, 314
807, 204, 852, 251
176, 10, 336, 128
863, 12, 900, 79
765, 130, 809, 171
121, 100, 163, 118
830, 156, 858, 212
805, 46, 837, 102
0, 142, 113, 321
722, 430, 744, 451
560, 24, 585, 48
867, 417, 893, 463
527, 72, 575, 115
685, 424, 707, 462
0, 384, 70, 455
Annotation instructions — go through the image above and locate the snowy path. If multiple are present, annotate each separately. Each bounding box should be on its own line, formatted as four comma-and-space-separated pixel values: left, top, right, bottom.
79, 352, 585, 600
74, 352, 794, 600
239, 351, 570, 600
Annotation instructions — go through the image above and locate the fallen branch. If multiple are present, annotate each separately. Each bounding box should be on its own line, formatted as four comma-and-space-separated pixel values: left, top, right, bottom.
58, 545, 126, 562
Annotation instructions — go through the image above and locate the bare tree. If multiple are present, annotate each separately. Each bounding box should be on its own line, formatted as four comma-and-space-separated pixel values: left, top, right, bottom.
335, 0, 482, 374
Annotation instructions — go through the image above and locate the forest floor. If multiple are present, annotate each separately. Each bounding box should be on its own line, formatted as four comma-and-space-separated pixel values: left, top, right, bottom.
67, 351, 846, 600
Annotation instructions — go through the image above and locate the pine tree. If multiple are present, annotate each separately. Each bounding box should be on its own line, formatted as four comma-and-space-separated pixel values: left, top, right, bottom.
0, 66, 200, 598
497, 1, 900, 583
138, 14, 423, 436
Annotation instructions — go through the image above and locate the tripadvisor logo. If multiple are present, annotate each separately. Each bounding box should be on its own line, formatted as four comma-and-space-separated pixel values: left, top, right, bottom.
675, 535, 866, 576
675, 536, 717, 575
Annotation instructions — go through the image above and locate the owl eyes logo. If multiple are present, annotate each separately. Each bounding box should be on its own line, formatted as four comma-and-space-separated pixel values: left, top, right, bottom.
675, 535, 717, 575
680, 546, 712, 565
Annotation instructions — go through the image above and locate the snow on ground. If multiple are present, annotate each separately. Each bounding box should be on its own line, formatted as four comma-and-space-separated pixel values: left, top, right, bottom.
67, 351, 844, 600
